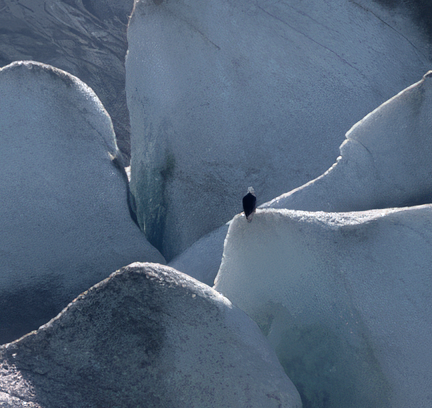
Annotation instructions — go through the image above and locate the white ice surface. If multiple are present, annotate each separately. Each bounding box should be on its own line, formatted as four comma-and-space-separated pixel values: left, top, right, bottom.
214, 207, 432, 407
264, 71, 432, 211
168, 223, 229, 286
0, 61, 165, 339
126, 0, 430, 259
173, 70, 432, 286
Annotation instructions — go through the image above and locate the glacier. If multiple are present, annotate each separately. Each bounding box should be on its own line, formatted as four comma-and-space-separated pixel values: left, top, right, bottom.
126, 0, 430, 260
214, 207, 432, 407
0, 61, 164, 344
263, 71, 432, 212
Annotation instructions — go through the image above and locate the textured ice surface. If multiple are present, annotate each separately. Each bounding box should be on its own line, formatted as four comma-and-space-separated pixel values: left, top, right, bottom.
214, 207, 432, 407
0, 263, 302, 408
0, 61, 164, 344
174, 70, 432, 285
264, 71, 432, 211
126, 0, 430, 259
169, 223, 229, 286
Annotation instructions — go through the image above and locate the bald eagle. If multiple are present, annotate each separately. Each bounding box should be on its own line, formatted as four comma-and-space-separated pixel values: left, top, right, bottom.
242, 187, 256, 222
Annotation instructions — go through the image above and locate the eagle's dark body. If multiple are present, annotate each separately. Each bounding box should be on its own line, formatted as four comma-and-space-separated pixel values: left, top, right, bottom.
242, 187, 256, 222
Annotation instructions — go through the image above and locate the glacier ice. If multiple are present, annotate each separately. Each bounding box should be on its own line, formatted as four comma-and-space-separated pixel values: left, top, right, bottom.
0, 61, 165, 344
214, 207, 432, 407
126, 0, 430, 260
264, 71, 432, 212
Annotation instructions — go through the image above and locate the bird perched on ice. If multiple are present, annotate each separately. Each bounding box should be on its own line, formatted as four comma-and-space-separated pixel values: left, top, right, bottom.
242, 187, 257, 222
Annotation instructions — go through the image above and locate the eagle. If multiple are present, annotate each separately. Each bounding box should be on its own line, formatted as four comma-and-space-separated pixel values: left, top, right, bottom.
242, 187, 256, 222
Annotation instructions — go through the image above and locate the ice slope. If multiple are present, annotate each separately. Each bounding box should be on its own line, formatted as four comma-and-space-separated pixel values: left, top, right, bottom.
126, 0, 430, 260
0, 61, 164, 344
168, 223, 230, 286
214, 207, 432, 408
264, 71, 432, 211
172, 69, 432, 285
0, 263, 302, 408
0, 0, 134, 161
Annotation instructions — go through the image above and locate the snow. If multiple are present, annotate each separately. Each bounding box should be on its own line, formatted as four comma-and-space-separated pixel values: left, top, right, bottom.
126, 0, 430, 260
214, 207, 432, 407
0, 61, 165, 343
